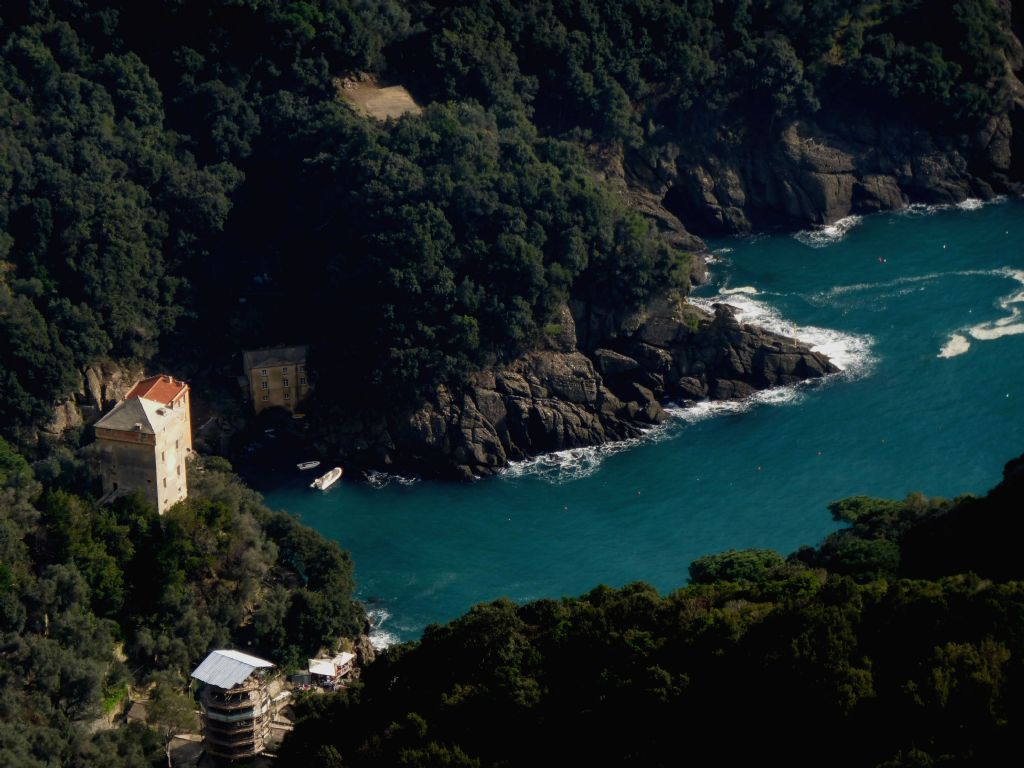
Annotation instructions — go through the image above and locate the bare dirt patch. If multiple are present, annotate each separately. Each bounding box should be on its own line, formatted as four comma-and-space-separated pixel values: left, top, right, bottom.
335, 75, 423, 120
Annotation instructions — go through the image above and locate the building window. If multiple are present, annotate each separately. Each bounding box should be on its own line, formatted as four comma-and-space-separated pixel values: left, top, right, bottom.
282, 367, 289, 374
261, 394, 269, 401
161, 451, 165, 462
175, 439, 179, 450
300, 377, 307, 386
177, 465, 181, 476
261, 381, 269, 390
284, 392, 291, 400
163, 478, 167, 488
298, 364, 305, 373
260, 369, 268, 376
282, 378, 289, 387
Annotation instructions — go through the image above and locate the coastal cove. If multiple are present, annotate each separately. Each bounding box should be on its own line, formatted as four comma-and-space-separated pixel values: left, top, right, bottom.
259, 199, 1024, 647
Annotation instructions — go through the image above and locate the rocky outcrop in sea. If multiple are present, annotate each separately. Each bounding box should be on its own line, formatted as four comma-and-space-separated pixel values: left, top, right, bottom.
325, 296, 837, 480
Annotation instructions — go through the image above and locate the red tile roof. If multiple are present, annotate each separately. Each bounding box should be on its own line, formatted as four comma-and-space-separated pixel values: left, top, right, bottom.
125, 375, 188, 405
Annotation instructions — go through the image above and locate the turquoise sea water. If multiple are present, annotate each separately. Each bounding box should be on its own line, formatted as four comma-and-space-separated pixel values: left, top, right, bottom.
261, 199, 1024, 646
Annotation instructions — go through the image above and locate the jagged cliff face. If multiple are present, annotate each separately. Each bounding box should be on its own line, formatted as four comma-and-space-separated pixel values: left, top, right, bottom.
633, 112, 1020, 239
40, 361, 145, 441
619, 27, 1024, 240
327, 297, 836, 480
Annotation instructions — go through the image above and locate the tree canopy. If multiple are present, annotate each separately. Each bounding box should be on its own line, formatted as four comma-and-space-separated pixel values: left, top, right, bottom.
278, 451, 1024, 768
0, 440, 363, 768
3, 0, 1015, 440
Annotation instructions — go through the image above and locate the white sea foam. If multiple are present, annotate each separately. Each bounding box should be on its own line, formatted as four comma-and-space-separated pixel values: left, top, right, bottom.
501, 419, 678, 484
366, 470, 422, 489
366, 607, 400, 650
503, 290, 870, 484
937, 268, 1024, 357
671, 385, 805, 425
938, 333, 971, 358
816, 269, 1001, 303
902, 196, 1005, 217
969, 322, 1024, 340
689, 292, 876, 375
957, 198, 985, 211
720, 285, 759, 295
793, 215, 862, 247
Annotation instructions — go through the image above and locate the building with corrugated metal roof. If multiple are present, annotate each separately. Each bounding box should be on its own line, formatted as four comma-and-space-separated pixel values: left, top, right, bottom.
94, 374, 191, 513
190, 649, 275, 761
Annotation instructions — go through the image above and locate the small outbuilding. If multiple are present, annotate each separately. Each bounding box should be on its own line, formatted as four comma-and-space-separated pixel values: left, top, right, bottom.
308, 652, 355, 688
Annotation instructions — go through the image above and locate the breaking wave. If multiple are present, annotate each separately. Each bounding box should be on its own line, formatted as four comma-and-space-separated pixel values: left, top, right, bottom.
793, 215, 862, 247
503, 291, 870, 484
670, 386, 805, 425
901, 196, 1005, 217
365, 607, 400, 650
500, 419, 678, 485
689, 292, 876, 376
720, 285, 759, 296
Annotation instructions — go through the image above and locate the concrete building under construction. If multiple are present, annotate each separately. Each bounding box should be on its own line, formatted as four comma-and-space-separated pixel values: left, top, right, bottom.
190, 649, 275, 761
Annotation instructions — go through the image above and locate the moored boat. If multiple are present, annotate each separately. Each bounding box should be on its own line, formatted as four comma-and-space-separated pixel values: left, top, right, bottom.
311, 466, 343, 490
297, 461, 321, 471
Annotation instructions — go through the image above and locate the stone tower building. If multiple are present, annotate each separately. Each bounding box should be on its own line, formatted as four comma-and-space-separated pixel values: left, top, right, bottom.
94, 375, 192, 513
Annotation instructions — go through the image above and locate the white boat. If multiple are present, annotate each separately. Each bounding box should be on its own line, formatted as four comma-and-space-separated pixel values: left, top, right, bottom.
310, 466, 343, 490
297, 461, 321, 471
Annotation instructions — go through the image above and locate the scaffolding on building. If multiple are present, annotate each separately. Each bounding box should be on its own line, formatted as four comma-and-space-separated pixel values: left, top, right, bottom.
191, 649, 275, 761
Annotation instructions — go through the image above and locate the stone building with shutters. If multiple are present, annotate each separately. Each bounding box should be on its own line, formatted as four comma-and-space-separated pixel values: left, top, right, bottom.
241, 345, 311, 414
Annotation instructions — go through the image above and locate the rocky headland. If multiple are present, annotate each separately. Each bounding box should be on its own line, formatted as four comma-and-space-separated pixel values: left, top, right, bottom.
320, 296, 837, 480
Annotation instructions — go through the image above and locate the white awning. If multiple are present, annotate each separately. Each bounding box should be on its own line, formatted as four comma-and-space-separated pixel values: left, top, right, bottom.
308, 659, 337, 677
332, 652, 355, 667
191, 649, 274, 689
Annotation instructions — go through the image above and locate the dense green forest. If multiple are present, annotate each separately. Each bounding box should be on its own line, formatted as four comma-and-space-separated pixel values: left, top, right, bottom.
0, 438, 363, 767
394, 0, 1015, 143
278, 453, 1024, 767
2, 0, 1018, 443
2, 4, 1022, 762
